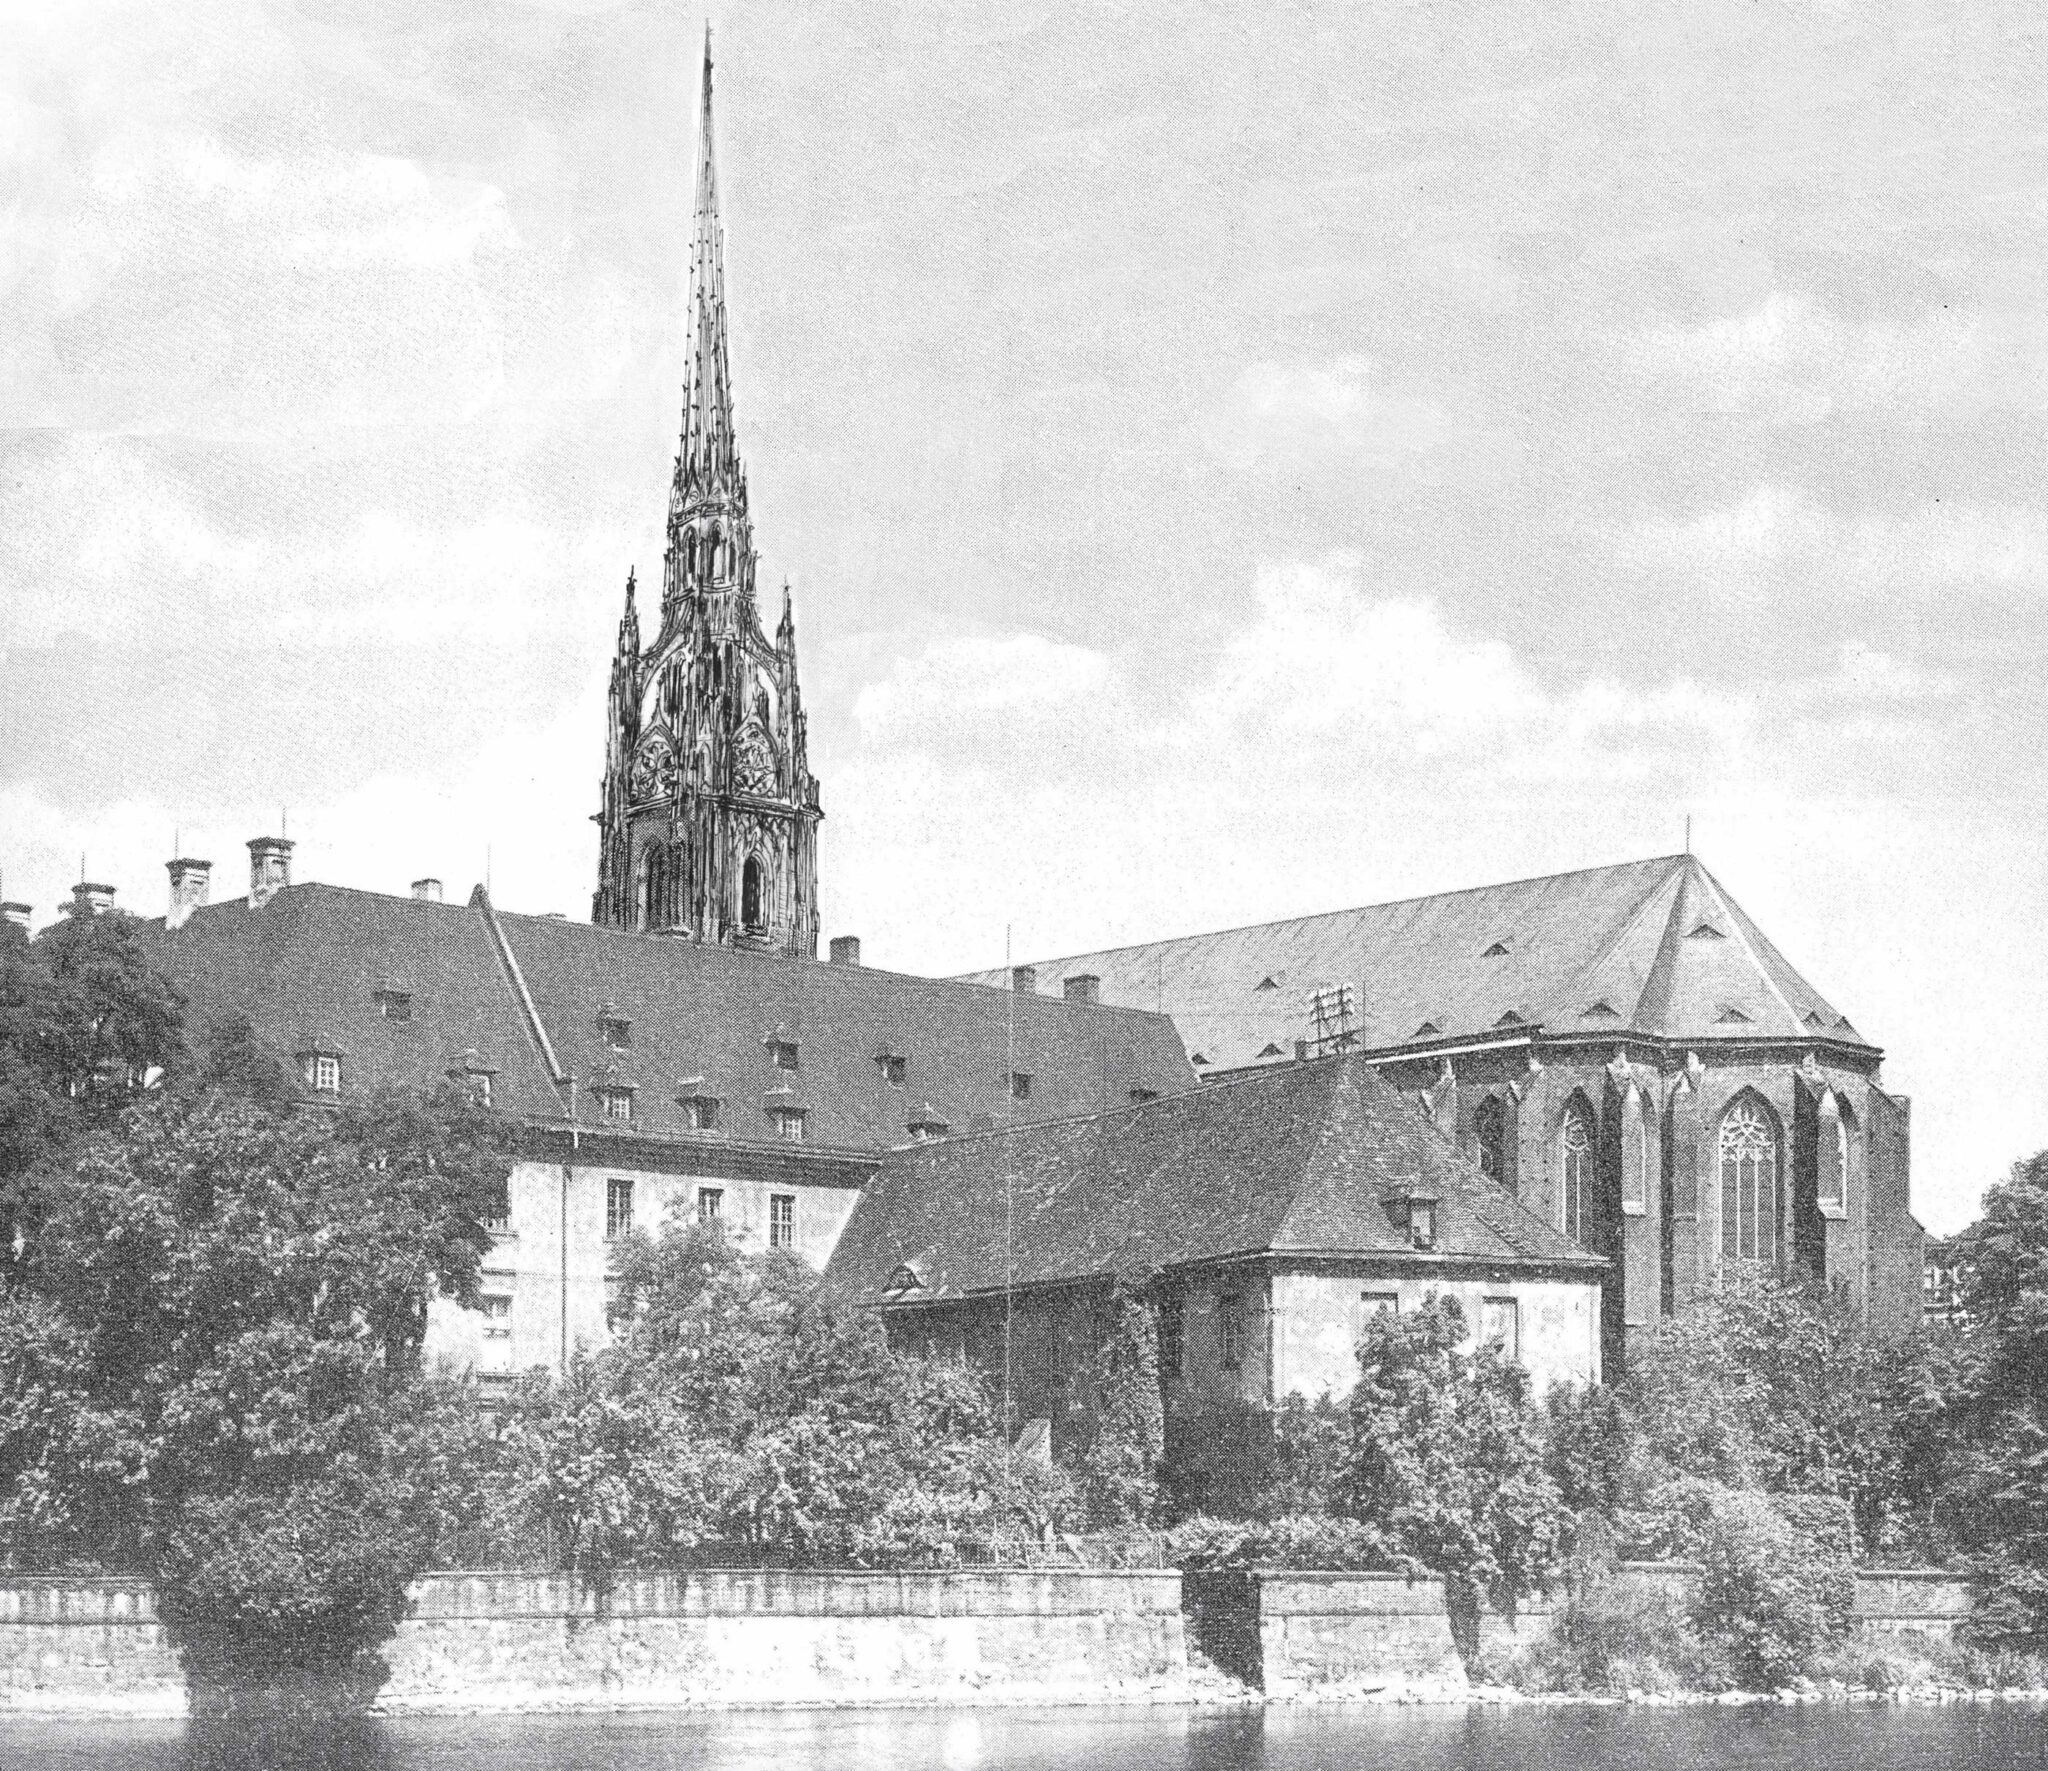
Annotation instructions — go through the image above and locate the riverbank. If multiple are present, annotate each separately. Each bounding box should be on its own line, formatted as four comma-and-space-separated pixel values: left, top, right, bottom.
0, 1567, 2024, 1718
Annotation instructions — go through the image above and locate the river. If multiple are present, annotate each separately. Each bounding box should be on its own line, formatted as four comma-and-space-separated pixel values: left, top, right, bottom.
4, 1704, 2045, 1771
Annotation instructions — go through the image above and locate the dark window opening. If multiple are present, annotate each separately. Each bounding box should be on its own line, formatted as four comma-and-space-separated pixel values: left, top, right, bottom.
374, 990, 411, 1021
605, 1177, 634, 1240
1482, 941, 1511, 958
697, 1186, 723, 1222
768, 1039, 799, 1071
877, 1053, 907, 1086
600, 1016, 632, 1049
1475, 1094, 1507, 1188
1008, 1071, 1032, 1101
770, 1192, 796, 1246
741, 856, 765, 931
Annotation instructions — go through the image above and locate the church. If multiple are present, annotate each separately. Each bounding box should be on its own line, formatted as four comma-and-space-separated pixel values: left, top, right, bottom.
110, 43, 1919, 1441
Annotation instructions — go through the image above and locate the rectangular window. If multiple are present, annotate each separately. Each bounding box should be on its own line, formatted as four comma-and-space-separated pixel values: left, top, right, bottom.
470, 1073, 493, 1109
769, 1040, 799, 1071
1480, 1296, 1520, 1362
1009, 1071, 1032, 1102
599, 1088, 632, 1123
605, 1177, 634, 1240
1219, 1293, 1245, 1370
682, 1096, 719, 1131
772, 1109, 806, 1143
769, 1193, 796, 1249
482, 1180, 511, 1233
697, 1186, 724, 1223
481, 1295, 512, 1341
877, 1054, 906, 1086
1360, 1291, 1399, 1320
600, 1016, 632, 1050
374, 990, 411, 1021
310, 1055, 341, 1094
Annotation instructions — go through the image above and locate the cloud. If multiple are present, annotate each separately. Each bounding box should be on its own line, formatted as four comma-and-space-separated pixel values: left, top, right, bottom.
1627, 290, 1997, 424
1613, 486, 2048, 598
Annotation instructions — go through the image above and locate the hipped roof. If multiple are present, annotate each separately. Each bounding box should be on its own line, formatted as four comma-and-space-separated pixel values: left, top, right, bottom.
825, 1051, 1600, 1307
954, 854, 1868, 1074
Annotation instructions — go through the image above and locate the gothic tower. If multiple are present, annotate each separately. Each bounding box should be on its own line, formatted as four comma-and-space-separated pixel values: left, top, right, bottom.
592, 36, 822, 957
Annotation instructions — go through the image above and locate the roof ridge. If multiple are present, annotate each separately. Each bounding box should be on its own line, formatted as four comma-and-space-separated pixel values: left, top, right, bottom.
965, 853, 1692, 974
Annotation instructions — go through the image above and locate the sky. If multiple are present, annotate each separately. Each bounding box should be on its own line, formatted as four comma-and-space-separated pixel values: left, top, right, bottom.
3, 0, 2044, 1232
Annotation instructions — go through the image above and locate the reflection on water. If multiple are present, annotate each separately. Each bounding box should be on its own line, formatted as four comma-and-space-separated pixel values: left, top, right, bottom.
3, 1702, 2045, 1771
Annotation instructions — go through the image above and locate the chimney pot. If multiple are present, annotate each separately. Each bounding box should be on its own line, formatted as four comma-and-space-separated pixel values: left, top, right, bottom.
247, 836, 294, 909
1011, 965, 1037, 994
829, 935, 861, 966
1063, 973, 1101, 1005
165, 857, 212, 930
411, 878, 444, 904
0, 902, 31, 932
69, 881, 116, 917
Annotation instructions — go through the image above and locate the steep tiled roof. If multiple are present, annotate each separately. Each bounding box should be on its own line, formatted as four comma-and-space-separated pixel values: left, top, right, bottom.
826, 1053, 1600, 1306
953, 854, 1867, 1074
145, 884, 1195, 1151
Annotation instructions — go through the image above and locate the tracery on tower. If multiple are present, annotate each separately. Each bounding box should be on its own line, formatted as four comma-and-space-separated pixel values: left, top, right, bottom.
592, 34, 822, 958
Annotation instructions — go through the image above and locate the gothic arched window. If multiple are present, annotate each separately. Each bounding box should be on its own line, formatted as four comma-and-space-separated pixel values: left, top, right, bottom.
741, 855, 764, 931
1561, 1099, 1595, 1245
1819, 1095, 1850, 1216
1719, 1096, 1781, 1265
1475, 1095, 1507, 1190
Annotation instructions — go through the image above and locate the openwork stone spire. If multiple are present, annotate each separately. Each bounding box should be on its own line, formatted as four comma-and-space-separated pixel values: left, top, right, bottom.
593, 34, 822, 958
676, 27, 739, 505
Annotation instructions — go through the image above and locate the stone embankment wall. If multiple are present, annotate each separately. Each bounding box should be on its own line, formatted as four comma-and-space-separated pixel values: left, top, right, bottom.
0, 1565, 1978, 1715
0, 1570, 1192, 1716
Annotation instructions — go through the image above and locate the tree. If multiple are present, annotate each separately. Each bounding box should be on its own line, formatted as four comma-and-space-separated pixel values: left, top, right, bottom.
0, 910, 184, 1279
499, 1216, 1059, 1570
0, 1082, 510, 1695
1063, 1284, 1164, 1529
1341, 1294, 1565, 1649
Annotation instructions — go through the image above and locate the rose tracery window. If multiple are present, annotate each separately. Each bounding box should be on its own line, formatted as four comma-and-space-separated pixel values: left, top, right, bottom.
1719, 1098, 1781, 1265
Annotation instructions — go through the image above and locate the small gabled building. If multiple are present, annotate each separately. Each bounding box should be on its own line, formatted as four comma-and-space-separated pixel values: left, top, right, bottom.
826, 1051, 1603, 1511
142, 842, 1194, 1380
958, 853, 1925, 1365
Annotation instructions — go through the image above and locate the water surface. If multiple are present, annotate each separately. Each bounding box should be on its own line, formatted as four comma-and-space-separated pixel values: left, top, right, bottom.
4, 1702, 2043, 1771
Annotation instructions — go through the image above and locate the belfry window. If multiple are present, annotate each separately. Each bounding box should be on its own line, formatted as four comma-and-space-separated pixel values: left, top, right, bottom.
1561, 1100, 1595, 1245
1719, 1097, 1781, 1265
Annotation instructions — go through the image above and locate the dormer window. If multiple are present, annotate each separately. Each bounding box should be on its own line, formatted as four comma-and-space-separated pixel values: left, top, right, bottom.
1413, 1021, 1441, 1039
374, 990, 412, 1021
1715, 1006, 1753, 1025
446, 1049, 498, 1108
1256, 1043, 1284, 1059
1190, 1052, 1210, 1067
1494, 1010, 1524, 1028
1008, 1071, 1032, 1102
1583, 1001, 1619, 1019
681, 1095, 718, 1131
1688, 922, 1727, 941
1255, 976, 1279, 992
600, 1015, 632, 1050
1388, 1189, 1439, 1251
876, 1052, 907, 1087
1130, 1087, 1159, 1104
884, 1262, 925, 1298
595, 1086, 633, 1123
305, 1053, 342, 1094
766, 1037, 799, 1071
907, 1103, 950, 1142
770, 1106, 807, 1143
1482, 941, 1511, 959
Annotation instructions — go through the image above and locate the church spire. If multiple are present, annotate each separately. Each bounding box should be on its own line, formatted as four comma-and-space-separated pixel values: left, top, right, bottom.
676, 27, 738, 501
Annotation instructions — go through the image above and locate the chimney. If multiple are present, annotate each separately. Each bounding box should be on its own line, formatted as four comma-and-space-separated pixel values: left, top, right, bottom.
829, 935, 861, 966
0, 902, 30, 932
70, 881, 116, 917
1063, 973, 1101, 1006
1011, 965, 1037, 994
411, 878, 444, 904
165, 857, 212, 930
247, 836, 294, 909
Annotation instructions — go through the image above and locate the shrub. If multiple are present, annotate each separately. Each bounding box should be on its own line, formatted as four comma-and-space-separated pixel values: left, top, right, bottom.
1690, 1487, 1845, 1687
1498, 1573, 1732, 1696
1162, 1512, 1393, 1571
